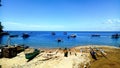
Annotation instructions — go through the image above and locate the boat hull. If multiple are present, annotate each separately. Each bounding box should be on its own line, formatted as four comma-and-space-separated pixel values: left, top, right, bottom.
25, 49, 39, 60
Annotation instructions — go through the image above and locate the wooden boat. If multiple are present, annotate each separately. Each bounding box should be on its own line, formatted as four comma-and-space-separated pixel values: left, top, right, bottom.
21, 45, 29, 49
70, 34, 77, 38
100, 49, 107, 58
2, 47, 17, 58
0, 46, 3, 58
89, 47, 97, 60
91, 34, 100, 37
57, 38, 63, 43
51, 32, 56, 35
0, 44, 29, 58
111, 34, 120, 39
63, 32, 67, 35
67, 36, 70, 39
0, 34, 29, 58
9, 35, 18, 37
16, 45, 25, 53
25, 49, 40, 60
22, 33, 30, 38
14, 44, 29, 53
0, 32, 9, 36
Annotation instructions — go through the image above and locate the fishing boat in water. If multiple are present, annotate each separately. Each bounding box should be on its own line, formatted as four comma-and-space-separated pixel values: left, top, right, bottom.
91, 34, 100, 37
22, 33, 30, 38
0, 32, 9, 36
57, 38, 63, 43
63, 32, 67, 35
9, 35, 19, 37
70, 34, 77, 38
111, 33, 120, 39
51, 32, 56, 35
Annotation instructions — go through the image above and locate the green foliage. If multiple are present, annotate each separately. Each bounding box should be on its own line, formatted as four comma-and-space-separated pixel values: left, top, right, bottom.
0, 22, 3, 32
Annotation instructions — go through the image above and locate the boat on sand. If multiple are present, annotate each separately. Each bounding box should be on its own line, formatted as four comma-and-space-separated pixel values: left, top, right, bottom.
25, 49, 40, 61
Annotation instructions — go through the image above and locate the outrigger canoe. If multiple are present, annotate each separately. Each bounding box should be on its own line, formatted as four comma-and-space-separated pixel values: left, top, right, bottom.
25, 49, 40, 61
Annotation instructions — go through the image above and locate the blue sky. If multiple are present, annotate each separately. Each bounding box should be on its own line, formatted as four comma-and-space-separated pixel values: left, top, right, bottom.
0, 0, 120, 31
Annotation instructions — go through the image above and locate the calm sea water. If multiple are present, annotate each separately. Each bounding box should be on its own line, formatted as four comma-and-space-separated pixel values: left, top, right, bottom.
0, 31, 120, 48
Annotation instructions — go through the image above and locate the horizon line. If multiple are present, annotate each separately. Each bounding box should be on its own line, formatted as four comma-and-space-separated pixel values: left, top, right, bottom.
3, 30, 120, 32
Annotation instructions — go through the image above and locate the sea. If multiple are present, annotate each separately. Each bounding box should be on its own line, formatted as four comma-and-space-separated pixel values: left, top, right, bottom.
0, 31, 120, 48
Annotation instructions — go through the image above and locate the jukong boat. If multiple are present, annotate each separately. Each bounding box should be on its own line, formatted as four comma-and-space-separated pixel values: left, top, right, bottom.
25, 49, 40, 61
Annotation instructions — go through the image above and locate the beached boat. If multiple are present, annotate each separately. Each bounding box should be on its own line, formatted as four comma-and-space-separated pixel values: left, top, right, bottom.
0, 46, 3, 58
22, 33, 30, 38
16, 45, 25, 53
0, 44, 29, 58
25, 49, 40, 60
0, 35, 29, 58
2, 46, 17, 58
89, 47, 97, 60
0, 44, 28, 58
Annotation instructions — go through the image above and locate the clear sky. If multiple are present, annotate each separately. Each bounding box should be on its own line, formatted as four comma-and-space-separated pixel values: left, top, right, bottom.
0, 0, 120, 31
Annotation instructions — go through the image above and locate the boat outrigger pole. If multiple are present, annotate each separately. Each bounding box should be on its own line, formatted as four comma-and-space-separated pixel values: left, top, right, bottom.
7, 35, 19, 46
7, 36, 11, 46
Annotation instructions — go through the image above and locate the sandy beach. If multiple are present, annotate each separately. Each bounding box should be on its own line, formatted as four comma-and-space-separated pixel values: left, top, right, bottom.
0, 45, 120, 68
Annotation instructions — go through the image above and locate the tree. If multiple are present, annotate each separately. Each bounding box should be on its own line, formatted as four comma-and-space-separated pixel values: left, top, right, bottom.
0, 0, 1, 6
0, 22, 3, 32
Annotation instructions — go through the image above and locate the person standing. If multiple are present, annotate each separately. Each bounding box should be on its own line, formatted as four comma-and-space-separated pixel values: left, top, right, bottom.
64, 48, 68, 57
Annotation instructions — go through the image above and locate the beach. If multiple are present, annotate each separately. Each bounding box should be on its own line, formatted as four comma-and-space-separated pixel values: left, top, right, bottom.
0, 45, 120, 68
1, 0, 120, 68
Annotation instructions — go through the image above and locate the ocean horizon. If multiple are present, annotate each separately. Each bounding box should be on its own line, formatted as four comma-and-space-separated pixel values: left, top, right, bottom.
0, 31, 120, 48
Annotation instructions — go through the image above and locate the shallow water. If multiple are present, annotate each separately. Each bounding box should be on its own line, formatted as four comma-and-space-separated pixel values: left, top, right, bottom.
0, 31, 120, 48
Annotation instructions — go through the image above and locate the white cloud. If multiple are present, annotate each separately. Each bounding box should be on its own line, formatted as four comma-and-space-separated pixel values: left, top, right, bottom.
113, 19, 120, 23
104, 19, 120, 24
105, 19, 113, 24
102, 19, 120, 31
3, 21, 65, 31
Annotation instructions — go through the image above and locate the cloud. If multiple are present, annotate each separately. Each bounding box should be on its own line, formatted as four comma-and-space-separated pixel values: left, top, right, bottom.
102, 19, 120, 31
105, 19, 113, 24
104, 19, 120, 24
3, 21, 65, 31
